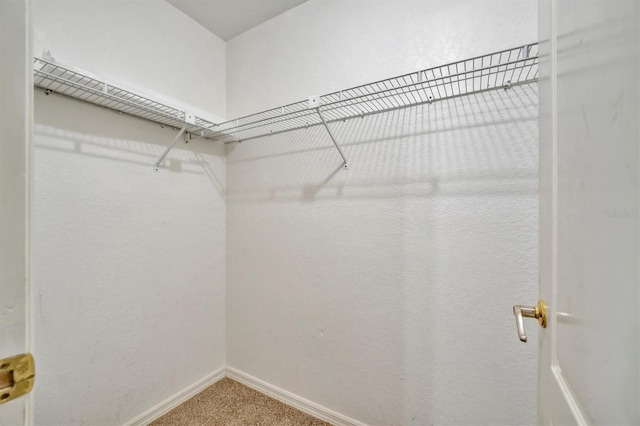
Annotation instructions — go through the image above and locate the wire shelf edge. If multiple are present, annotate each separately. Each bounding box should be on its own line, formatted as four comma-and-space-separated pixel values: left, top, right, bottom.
215, 42, 539, 144
33, 58, 220, 138
32, 42, 538, 147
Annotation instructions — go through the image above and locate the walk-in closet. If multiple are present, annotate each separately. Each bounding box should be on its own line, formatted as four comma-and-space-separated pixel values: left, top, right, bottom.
1, 0, 638, 425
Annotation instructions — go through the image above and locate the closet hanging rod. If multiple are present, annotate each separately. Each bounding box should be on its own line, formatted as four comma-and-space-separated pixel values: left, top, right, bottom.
221, 56, 535, 137
218, 45, 536, 129
32, 43, 538, 171
213, 42, 538, 145
219, 69, 535, 143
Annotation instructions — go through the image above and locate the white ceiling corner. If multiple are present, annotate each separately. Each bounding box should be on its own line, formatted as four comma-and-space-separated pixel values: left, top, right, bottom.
166, 0, 308, 41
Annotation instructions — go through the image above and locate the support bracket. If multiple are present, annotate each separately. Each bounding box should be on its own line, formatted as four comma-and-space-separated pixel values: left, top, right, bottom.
316, 108, 348, 170
154, 124, 187, 172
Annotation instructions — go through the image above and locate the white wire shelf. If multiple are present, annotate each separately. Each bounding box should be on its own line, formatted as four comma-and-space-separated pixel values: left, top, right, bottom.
33, 43, 538, 171
33, 58, 219, 137
211, 43, 538, 145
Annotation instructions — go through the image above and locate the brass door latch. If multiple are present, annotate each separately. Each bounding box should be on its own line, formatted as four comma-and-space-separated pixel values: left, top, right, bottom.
0, 353, 35, 404
512, 299, 547, 342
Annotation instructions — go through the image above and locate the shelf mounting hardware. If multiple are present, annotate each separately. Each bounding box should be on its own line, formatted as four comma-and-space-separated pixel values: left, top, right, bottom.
154, 124, 187, 172
309, 96, 348, 169
316, 107, 348, 170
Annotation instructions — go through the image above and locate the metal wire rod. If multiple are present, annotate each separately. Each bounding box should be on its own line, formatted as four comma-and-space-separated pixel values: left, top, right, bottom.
154, 124, 187, 172
316, 108, 348, 170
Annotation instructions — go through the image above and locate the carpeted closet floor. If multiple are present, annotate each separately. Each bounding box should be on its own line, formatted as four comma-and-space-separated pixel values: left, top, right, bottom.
150, 378, 331, 425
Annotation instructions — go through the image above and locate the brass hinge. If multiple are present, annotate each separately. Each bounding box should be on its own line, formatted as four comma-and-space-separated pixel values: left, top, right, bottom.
0, 353, 35, 404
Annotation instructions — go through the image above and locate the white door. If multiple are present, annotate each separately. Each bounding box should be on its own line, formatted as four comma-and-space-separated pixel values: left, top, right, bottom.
0, 0, 34, 424
536, 0, 639, 424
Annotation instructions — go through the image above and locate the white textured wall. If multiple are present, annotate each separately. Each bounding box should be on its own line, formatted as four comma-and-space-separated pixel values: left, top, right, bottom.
227, 0, 537, 117
32, 3, 227, 423
33, 0, 227, 119
33, 91, 226, 424
226, 1, 539, 424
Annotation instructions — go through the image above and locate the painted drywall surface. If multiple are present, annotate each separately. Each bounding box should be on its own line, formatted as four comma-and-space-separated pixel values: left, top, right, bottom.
226, 1, 538, 424
227, 0, 537, 117
165, 0, 309, 41
226, 89, 539, 425
33, 91, 226, 425
32, 0, 227, 120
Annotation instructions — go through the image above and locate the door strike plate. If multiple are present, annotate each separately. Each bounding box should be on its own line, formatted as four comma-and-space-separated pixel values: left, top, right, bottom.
0, 353, 35, 404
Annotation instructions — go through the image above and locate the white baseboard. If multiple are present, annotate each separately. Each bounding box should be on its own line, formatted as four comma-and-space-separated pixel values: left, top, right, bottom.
124, 367, 226, 426
226, 366, 366, 426
124, 366, 365, 426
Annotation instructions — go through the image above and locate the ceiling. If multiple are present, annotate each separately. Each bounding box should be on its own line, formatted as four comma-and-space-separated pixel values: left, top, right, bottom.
166, 0, 308, 41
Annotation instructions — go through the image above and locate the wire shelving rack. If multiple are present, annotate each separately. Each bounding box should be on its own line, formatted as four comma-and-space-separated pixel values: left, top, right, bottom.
33, 58, 219, 138
211, 43, 539, 145
32, 43, 538, 170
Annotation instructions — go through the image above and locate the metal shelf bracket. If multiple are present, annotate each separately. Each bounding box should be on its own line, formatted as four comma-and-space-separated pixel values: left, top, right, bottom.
154, 124, 187, 172
316, 108, 348, 170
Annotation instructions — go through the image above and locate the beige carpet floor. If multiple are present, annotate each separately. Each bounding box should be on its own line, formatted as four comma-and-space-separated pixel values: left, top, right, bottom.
150, 378, 331, 426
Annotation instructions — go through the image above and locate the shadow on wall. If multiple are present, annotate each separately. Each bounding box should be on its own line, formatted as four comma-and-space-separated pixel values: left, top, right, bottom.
33, 91, 226, 200
224, 82, 539, 425
32, 91, 227, 425
226, 83, 538, 203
